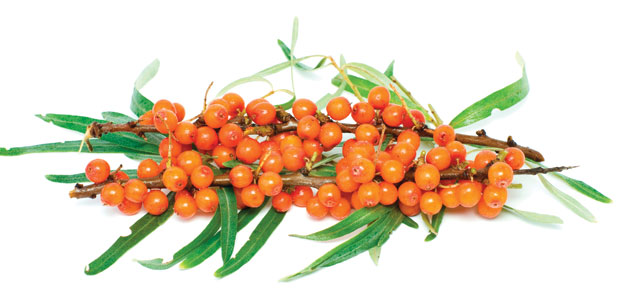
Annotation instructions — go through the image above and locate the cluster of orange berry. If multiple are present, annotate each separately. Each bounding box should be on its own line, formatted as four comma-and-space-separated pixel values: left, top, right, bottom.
85, 85, 526, 221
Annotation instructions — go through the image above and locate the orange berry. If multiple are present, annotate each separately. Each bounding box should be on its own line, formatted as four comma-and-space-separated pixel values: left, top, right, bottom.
368, 86, 390, 109
439, 186, 459, 208
351, 102, 375, 124
420, 191, 443, 215
282, 147, 305, 171
358, 182, 381, 207
177, 150, 202, 175
483, 185, 508, 209
280, 135, 303, 152
426, 147, 451, 171
505, 147, 525, 170
190, 165, 214, 189
292, 186, 313, 207
347, 141, 375, 160
101, 183, 124, 206
272, 192, 293, 213
488, 162, 514, 188
414, 164, 440, 191
477, 198, 503, 219
137, 159, 160, 178
138, 111, 154, 125
402, 109, 425, 128
143, 190, 169, 215
260, 140, 280, 154
173, 103, 185, 121
355, 124, 380, 145
433, 124, 455, 146
319, 122, 343, 149
124, 179, 147, 203
118, 198, 142, 215
297, 115, 321, 140
229, 165, 253, 188
158, 157, 178, 173
258, 172, 283, 196
306, 196, 329, 219
249, 101, 276, 125
329, 198, 352, 220
380, 159, 405, 183
234, 188, 246, 210
162, 166, 188, 192
336, 169, 360, 193
398, 181, 422, 206
241, 184, 265, 208
194, 126, 219, 151
152, 99, 177, 115
218, 123, 244, 148
210, 98, 231, 114
457, 181, 483, 207
236, 137, 261, 164
473, 150, 497, 170
174, 190, 197, 218
212, 145, 236, 168
374, 151, 392, 172
379, 182, 398, 205
318, 183, 341, 208
222, 93, 245, 117
114, 171, 130, 180
259, 151, 284, 174
399, 202, 421, 216
350, 157, 376, 183
158, 137, 182, 159
85, 159, 110, 183
326, 96, 351, 121
381, 104, 404, 127
245, 98, 268, 115
203, 104, 229, 128
292, 98, 317, 120
302, 139, 323, 161
446, 141, 466, 165
390, 142, 416, 165
397, 130, 420, 151
153, 108, 178, 134
174, 121, 197, 145
350, 191, 364, 210
194, 188, 219, 213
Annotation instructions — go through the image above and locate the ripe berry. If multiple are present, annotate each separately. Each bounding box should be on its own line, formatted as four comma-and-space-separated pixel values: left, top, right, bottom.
241, 184, 265, 208
203, 104, 229, 128
292, 98, 317, 120
483, 185, 508, 208
85, 159, 110, 183
350, 157, 376, 183
118, 198, 142, 216
355, 124, 380, 145
306, 196, 329, 219
477, 198, 502, 219
358, 182, 381, 207
124, 179, 147, 203
177, 150, 202, 175
319, 122, 343, 149
505, 147, 525, 170
292, 186, 313, 207
162, 166, 188, 192
414, 164, 440, 191
101, 183, 124, 206
380, 159, 405, 183
258, 172, 283, 196
402, 109, 426, 128
420, 191, 443, 215
399, 202, 421, 216
390, 142, 416, 165
374, 151, 392, 172
446, 141, 466, 165
249, 101, 276, 125
260, 151, 284, 173
190, 165, 214, 189
433, 124, 455, 146
143, 190, 169, 215
350, 191, 363, 210
457, 181, 483, 207
397, 130, 421, 151
218, 123, 244, 148
336, 170, 360, 193
194, 126, 219, 151
158, 157, 178, 173
153, 100, 177, 115
347, 141, 375, 160
473, 150, 497, 170
222, 93, 245, 117
212, 145, 236, 168
302, 139, 323, 161
326, 96, 351, 120
158, 137, 182, 159
318, 183, 341, 208
173, 103, 185, 121
426, 147, 451, 171
139, 111, 154, 125
260, 140, 280, 153
236, 137, 261, 164
398, 181, 422, 206
246, 98, 268, 115
351, 102, 375, 124
439, 186, 459, 208
280, 135, 303, 152
114, 171, 130, 180
329, 198, 352, 220
379, 182, 398, 205
174, 190, 197, 219
229, 165, 253, 188
488, 162, 514, 188
368, 86, 390, 109
282, 146, 305, 171
210, 98, 231, 114
272, 192, 293, 213
234, 188, 246, 210
137, 159, 160, 178
297, 115, 321, 140
174, 122, 197, 145
381, 104, 404, 127
154, 109, 179, 134
194, 188, 219, 213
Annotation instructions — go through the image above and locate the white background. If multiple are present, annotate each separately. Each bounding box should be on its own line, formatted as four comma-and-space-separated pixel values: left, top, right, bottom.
1, 0, 618, 299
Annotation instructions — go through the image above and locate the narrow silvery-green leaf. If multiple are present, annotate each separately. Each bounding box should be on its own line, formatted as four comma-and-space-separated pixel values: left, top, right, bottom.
402, 216, 419, 229
85, 192, 175, 275
216, 76, 273, 98
369, 246, 381, 266
136, 209, 221, 270
131, 59, 159, 116
384, 60, 395, 77
214, 207, 286, 278
124, 153, 162, 163
538, 174, 596, 222
0, 140, 137, 156
308, 165, 337, 177
222, 160, 243, 168
290, 205, 390, 241
180, 202, 267, 269
311, 154, 341, 169
276, 96, 296, 111
278, 40, 327, 71
218, 188, 238, 263
46, 169, 138, 184
425, 206, 446, 242
102, 111, 135, 123
134, 59, 160, 90
503, 205, 563, 224
449, 53, 528, 129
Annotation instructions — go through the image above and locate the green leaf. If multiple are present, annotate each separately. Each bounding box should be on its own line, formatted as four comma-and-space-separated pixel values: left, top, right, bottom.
222, 160, 244, 168
45, 169, 138, 184
84, 192, 175, 275
290, 16, 299, 55
276, 96, 296, 111
290, 205, 390, 241
538, 174, 596, 222
384, 60, 395, 77
36, 114, 159, 154
124, 153, 162, 163
380, 134, 393, 151
136, 208, 222, 270
369, 246, 381, 266
0, 140, 137, 156
311, 153, 341, 169
216, 76, 274, 98
553, 173, 612, 203
179, 202, 267, 269
503, 205, 563, 224
214, 207, 286, 278
101, 111, 135, 123
308, 165, 337, 177
315, 55, 347, 110
277, 40, 327, 71
449, 53, 529, 129
131, 59, 159, 117
218, 187, 238, 263
402, 216, 419, 229
425, 206, 446, 242
369, 208, 405, 266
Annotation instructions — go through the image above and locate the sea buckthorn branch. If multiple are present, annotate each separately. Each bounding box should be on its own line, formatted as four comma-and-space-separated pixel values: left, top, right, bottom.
68, 165, 573, 199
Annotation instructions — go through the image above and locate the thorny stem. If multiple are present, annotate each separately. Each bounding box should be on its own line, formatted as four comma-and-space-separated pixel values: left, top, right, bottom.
68, 165, 574, 199
328, 56, 364, 102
